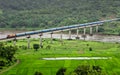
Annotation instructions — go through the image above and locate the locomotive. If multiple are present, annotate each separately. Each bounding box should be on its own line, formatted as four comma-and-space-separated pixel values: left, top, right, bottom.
7, 34, 16, 38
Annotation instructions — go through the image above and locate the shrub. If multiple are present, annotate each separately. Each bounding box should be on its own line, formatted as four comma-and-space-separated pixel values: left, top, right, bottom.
33, 44, 40, 51
86, 44, 89, 46
0, 42, 4, 47
34, 71, 42, 75
89, 47, 92, 51
93, 65, 102, 72
7, 40, 12, 43
56, 68, 66, 75
46, 45, 51, 50
53, 38, 58, 41
73, 65, 103, 75
0, 45, 17, 69
19, 45, 27, 50
0, 60, 6, 67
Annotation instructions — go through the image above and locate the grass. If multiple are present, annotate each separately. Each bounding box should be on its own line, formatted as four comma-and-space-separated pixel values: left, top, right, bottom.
1, 38, 120, 75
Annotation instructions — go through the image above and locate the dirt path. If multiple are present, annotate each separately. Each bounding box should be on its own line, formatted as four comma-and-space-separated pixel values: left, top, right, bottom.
0, 60, 20, 74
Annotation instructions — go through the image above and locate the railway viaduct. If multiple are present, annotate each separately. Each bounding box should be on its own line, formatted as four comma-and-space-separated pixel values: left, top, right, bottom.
0, 18, 120, 48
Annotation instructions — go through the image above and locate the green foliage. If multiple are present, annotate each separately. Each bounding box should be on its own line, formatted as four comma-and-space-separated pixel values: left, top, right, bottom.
56, 68, 66, 75
46, 45, 51, 50
19, 45, 27, 50
0, 43, 17, 69
53, 38, 58, 41
0, 42, 4, 47
34, 71, 42, 75
1, 39, 120, 75
89, 47, 92, 51
73, 65, 103, 75
33, 44, 39, 51
0, 0, 120, 31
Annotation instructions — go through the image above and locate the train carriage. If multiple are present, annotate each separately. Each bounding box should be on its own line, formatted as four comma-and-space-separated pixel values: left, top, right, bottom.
16, 33, 26, 37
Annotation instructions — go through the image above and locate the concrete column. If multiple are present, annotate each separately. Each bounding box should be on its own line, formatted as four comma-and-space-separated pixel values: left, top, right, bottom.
84, 27, 86, 35
68, 29, 72, 39
27, 35, 30, 49
13, 38, 17, 46
76, 28, 80, 39
82, 27, 86, 40
50, 32, 53, 44
39, 33, 43, 48
90, 27, 93, 35
60, 30, 63, 40
77, 28, 79, 37
96, 25, 99, 32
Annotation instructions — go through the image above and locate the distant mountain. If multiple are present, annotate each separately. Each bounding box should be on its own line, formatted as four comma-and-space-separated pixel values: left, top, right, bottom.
0, 0, 120, 30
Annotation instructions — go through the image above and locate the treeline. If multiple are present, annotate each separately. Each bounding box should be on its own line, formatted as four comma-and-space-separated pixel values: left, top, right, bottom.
0, 0, 120, 30
35, 65, 106, 75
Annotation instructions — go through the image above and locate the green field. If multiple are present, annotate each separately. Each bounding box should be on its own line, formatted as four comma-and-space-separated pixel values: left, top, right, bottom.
1, 38, 120, 75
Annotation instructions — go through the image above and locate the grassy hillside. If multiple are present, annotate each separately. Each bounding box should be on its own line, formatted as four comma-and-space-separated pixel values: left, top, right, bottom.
0, 39, 120, 75
0, 0, 120, 34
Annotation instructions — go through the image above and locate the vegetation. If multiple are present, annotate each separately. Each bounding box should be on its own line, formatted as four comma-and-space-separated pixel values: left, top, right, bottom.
33, 44, 40, 51
89, 47, 92, 51
56, 68, 66, 75
34, 71, 43, 75
0, 0, 120, 34
0, 42, 17, 70
0, 38, 120, 75
73, 65, 103, 75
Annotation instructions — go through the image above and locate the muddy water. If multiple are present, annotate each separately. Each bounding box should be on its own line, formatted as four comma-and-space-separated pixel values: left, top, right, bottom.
0, 31, 120, 42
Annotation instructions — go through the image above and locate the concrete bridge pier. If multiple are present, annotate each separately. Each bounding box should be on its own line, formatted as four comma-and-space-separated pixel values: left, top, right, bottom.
39, 33, 43, 48
84, 27, 86, 35
76, 28, 80, 39
27, 35, 31, 49
68, 29, 72, 40
13, 38, 17, 46
82, 27, 86, 40
50, 32, 53, 44
96, 25, 99, 32
90, 27, 93, 36
60, 30, 63, 41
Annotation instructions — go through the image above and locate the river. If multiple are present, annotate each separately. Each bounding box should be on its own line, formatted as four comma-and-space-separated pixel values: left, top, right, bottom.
0, 31, 120, 42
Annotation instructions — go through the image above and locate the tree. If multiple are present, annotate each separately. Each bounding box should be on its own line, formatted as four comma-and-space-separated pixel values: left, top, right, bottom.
33, 44, 39, 51
4, 46, 17, 62
34, 71, 42, 75
73, 65, 103, 75
89, 47, 92, 51
56, 68, 66, 75
0, 43, 18, 69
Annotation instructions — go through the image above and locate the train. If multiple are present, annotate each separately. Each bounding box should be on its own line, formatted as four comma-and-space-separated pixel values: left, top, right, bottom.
7, 34, 16, 38
6, 18, 120, 38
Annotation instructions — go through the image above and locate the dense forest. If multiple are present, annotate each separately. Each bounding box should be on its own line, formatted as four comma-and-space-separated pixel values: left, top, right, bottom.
0, 0, 120, 31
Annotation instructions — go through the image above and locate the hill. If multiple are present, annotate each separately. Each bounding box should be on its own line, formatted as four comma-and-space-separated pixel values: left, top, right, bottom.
0, 0, 120, 33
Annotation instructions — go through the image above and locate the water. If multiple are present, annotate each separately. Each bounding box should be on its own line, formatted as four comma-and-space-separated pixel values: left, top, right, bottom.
42, 57, 112, 60
0, 31, 120, 42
